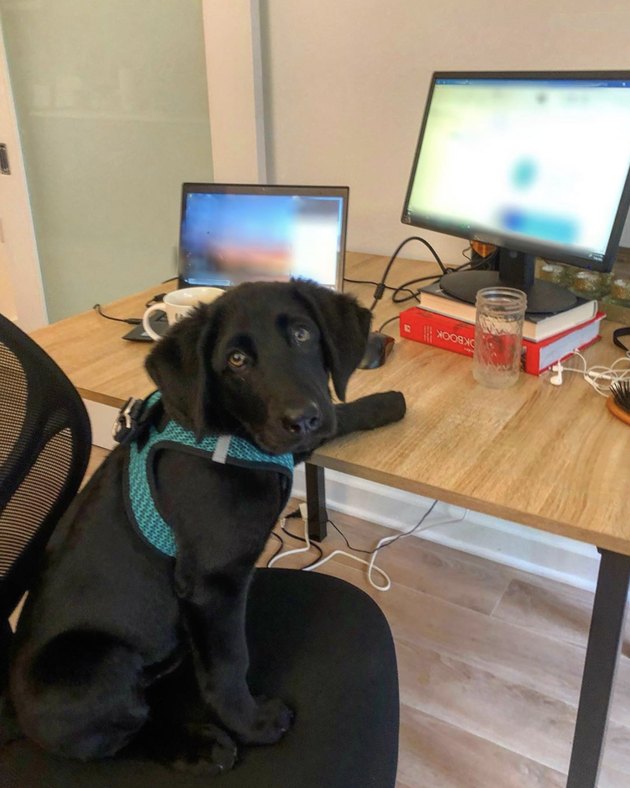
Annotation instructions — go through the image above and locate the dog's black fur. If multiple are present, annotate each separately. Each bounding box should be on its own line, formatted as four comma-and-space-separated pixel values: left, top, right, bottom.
6, 280, 405, 773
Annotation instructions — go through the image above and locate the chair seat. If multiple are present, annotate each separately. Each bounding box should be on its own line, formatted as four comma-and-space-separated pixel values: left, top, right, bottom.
0, 568, 399, 787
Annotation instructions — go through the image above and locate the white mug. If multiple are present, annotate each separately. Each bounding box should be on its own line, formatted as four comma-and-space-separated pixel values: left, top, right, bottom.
142, 286, 224, 341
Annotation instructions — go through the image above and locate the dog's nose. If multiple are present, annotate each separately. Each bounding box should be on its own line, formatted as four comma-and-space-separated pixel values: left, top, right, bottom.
282, 402, 322, 435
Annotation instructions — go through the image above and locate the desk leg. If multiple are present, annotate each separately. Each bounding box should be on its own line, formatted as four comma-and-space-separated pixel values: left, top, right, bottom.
305, 463, 327, 542
566, 549, 630, 788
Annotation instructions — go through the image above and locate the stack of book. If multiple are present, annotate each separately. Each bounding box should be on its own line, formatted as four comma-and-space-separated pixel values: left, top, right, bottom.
399, 280, 604, 375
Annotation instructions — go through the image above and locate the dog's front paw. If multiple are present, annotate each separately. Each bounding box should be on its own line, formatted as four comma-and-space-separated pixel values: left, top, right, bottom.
381, 390, 406, 421
361, 390, 406, 427
238, 697, 293, 745
171, 722, 237, 776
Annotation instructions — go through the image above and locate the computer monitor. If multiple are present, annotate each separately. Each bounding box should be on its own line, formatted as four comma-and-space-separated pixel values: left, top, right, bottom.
402, 72, 630, 313
178, 183, 348, 291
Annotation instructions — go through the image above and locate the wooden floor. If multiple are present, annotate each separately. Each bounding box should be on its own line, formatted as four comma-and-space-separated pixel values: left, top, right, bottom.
86, 447, 630, 787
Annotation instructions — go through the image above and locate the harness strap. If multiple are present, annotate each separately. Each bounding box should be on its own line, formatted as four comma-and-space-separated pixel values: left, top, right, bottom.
123, 393, 294, 557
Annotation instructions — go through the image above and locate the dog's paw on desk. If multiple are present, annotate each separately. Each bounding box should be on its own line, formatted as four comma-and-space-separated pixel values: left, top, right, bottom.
373, 390, 407, 424
335, 391, 406, 436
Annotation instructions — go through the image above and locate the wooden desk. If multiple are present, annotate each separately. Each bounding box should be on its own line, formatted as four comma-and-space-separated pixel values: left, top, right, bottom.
32, 251, 630, 788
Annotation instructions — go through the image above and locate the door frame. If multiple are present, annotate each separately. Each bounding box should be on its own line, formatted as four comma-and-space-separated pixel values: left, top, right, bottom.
0, 13, 48, 330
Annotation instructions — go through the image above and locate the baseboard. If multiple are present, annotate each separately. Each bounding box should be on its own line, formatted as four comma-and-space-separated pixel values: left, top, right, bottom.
84, 399, 601, 592
291, 466, 601, 593
83, 399, 118, 450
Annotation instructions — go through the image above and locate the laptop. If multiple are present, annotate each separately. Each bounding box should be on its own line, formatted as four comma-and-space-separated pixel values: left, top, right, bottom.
125, 183, 349, 341
178, 183, 349, 290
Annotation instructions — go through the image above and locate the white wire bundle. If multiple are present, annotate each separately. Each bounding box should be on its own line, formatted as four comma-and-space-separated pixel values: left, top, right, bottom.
268, 502, 468, 592
553, 350, 630, 396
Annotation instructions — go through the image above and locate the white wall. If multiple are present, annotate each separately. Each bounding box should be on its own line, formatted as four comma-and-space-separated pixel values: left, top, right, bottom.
263, 0, 630, 265
203, 0, 267, 183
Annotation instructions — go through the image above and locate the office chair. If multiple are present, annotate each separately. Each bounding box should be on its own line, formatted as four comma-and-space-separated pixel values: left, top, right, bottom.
0, 314, 399, 787
0, 313, 92, 671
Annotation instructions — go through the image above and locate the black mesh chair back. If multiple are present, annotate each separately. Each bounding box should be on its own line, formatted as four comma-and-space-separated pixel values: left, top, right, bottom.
0, 313, 91, 623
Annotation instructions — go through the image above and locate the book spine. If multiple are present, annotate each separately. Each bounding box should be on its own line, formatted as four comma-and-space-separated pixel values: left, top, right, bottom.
522, 341, 540, 375
399, 307, 589, 375
399, 309, 476, 358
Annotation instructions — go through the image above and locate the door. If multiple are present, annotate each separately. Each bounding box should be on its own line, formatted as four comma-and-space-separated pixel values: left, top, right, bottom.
0, 0, 213, 324
0, 17, 47, 330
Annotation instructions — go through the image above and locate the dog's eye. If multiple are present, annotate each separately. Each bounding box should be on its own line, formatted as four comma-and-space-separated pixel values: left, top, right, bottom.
293, 326, 311, 343
228, 350, 249, 369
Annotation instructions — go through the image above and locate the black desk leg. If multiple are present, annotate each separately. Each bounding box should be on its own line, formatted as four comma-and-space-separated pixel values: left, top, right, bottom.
305, 463, 327, 542
566, 549, 630, 788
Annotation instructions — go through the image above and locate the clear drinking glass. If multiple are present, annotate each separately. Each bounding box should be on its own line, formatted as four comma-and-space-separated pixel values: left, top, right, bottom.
473, 287, 527, 388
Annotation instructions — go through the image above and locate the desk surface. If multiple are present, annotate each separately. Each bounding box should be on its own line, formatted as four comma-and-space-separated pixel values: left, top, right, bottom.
32, 252, 630, 555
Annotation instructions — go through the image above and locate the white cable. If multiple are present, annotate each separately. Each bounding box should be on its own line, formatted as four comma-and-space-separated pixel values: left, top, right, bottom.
551, 351, 630, 397
269, 502, 468, 592
266, 517, 312, 568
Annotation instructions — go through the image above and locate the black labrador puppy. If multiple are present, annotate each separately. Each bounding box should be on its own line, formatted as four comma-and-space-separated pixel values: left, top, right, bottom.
7, 279, 405, 773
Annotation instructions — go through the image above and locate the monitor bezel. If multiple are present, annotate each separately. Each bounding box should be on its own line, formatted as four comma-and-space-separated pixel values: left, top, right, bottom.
178, 182, 350, 291
401, 70, 630, 273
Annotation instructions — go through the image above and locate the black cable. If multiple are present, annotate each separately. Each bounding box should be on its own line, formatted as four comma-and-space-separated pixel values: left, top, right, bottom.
345, 276, 411, 292
264, 508, 320, 568
300, 546, 326, 570
145, 293, 167, 308
386, 247, 499, 310
327, 500, 440, 557
264, 515, 323, 568
326, 519, 373, 555
368, 236, 447, 312
93, 304, 141, 325
280, 519, 307, 543
344, 276, 418, 301
352, 240, 495, 317
344, 276, 385, 286
281, 520, 324, 563
266, 531, 285, 565
374, 499, 439, 549
378, 315, 399, 333
268, 499, 440, 572
390, 273, 443, 304
303, 500, 441, 573
455, 248, 498, 272
94, 293, 167, 327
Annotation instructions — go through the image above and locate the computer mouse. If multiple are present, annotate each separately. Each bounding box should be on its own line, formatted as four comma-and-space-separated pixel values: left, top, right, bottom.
358, 331, 395, 370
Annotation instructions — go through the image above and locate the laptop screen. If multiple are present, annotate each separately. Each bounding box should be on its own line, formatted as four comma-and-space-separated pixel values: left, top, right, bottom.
178, 184, 349, 290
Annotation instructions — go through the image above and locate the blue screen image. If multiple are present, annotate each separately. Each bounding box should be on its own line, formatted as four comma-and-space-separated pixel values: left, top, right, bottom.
180, 193, 343, 287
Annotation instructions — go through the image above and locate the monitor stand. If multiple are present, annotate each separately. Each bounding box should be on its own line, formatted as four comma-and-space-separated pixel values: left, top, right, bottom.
440, 248, 578, 315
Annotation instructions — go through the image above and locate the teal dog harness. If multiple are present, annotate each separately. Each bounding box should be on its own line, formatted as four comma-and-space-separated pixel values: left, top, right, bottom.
123, 392, 294, 557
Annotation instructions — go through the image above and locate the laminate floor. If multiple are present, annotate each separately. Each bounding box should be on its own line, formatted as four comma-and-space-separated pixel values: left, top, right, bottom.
79, 447, 630, 786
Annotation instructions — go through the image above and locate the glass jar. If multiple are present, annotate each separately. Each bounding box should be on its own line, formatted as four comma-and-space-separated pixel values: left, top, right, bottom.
570, 269, 610, 300
539, 262, 566, 285
473, 287, 527, 389
609, 275, 630, 306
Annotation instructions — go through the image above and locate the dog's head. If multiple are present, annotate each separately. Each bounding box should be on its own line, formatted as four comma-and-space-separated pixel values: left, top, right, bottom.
145, 280, 371, 454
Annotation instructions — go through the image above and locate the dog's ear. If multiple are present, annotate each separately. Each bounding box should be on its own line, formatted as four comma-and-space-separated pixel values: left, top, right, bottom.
293, 280, 371, 400
144, 306, 217, 435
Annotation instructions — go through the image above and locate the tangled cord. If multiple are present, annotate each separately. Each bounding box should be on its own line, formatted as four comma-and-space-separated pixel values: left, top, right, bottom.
552, 349, 630, 396
267, 500, 468, 592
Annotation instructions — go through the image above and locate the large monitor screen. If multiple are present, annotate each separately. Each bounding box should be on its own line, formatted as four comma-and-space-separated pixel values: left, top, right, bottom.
402, 73, 630, 270
179, 184, 348, 290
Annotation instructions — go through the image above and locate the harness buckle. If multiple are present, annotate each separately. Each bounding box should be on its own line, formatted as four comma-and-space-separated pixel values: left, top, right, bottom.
112, 397, 145, 444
